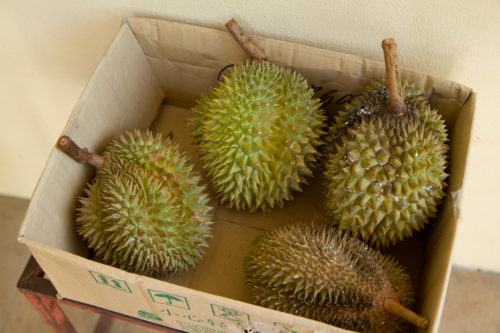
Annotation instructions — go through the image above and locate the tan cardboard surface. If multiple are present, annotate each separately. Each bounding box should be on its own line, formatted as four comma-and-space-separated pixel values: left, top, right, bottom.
19, 17, 475, 333
23, 237, 349, 333
417, 93, 476, 333
125, 18, 471, 118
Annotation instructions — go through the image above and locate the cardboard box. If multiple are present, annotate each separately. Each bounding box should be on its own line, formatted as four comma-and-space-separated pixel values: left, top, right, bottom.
18, 17, 475, 333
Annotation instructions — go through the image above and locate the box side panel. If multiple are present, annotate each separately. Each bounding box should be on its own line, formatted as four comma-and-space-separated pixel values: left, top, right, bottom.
124, 276, 353, 333
126, 17, 471, 131
19, 23, 164, 252
24, 238, 350, 333
23, 239, 152, 312
418, 93, 476, 332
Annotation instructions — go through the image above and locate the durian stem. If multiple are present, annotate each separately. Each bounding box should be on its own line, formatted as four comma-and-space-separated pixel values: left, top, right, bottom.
383, 298, 429, 329
225, 19, 268, 61
57, 136, 104, 169
381, 38, 406, 116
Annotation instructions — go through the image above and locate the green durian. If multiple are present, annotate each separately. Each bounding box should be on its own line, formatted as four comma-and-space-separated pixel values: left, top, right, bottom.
324, 46, 448, 247
192, 60, 326, 212
323, 80, 436, 158
60, 130, 213, 276
244, 223, 421, 332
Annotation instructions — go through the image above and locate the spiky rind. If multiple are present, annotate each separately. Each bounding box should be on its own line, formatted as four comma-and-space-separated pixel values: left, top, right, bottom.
77, 130, 213, 276
192, 60, 326, 212
244, 223, 413, 332
324, 81, 448, 247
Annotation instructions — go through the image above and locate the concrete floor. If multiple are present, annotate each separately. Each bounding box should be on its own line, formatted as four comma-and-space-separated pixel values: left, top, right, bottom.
1, 194, 498, 333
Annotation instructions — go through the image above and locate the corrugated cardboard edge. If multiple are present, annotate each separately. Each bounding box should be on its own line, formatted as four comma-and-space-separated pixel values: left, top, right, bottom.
419, 92, 476, 333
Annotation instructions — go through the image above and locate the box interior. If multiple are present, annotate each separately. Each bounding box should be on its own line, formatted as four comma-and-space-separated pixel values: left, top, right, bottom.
19, 17, 474, 333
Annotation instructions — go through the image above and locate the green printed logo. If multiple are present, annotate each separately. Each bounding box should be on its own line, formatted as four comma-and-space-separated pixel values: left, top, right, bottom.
176, 321, 226, 333
138, 310, 163, 322
148, 289, 190, 310
89, 271, 131, 293
210, 304, 250, 323
274, 322, 300, 333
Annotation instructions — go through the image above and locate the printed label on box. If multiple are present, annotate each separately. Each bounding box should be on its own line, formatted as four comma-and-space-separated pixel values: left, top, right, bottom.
274, 322, 300, 333
176, 320, 227, 333
138, 310, 163, 322
89, 271, 132, 293
210, 304, 250, 323
148, 288, 191, 310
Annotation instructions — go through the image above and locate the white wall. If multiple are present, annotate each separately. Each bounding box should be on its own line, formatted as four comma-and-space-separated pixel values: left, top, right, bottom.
1, 0, 499, 271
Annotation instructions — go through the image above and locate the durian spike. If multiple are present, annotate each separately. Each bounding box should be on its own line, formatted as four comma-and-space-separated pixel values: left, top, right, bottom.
225, 19, 268, 61
383, 298, 429, 329
57, 136, 104, 169
382, 38, 406, 116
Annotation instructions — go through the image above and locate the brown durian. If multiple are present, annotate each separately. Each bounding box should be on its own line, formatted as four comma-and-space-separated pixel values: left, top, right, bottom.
244, 222, 427, 332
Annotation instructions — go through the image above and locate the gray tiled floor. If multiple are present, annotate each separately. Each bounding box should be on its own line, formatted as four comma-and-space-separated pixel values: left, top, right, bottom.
1, 195, 499, 333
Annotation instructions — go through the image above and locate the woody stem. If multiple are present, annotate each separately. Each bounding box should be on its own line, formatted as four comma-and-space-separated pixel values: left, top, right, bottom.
225, 19, 268, 61
383, 298, 429, 329
381, 38, 406, 115
57, 136, 104, 169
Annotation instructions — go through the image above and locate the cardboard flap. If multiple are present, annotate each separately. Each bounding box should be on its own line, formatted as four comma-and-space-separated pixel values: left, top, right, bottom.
126, 17, 471, 131
19, 23, 165, 252
419, 93, 476, 332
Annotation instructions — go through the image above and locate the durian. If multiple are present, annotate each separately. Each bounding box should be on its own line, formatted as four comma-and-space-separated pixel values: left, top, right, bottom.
244, 223, 427, 332
324, 39, 448, 247
57, 130, 213, 276
192, 60, 326, 212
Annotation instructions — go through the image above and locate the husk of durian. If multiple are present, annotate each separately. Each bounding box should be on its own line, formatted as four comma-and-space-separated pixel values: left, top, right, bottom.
57, 129, 213, 276
244, 222, 428, 332
324, 39, 449, 247
192, 60, 326, 212
190, 19, 327, 213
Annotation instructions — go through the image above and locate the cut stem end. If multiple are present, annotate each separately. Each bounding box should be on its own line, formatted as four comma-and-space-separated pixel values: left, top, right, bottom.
383, 298, 429, 329
57, 136, 104, 169
225, 19, 268, 61
382, 38, 406, 116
